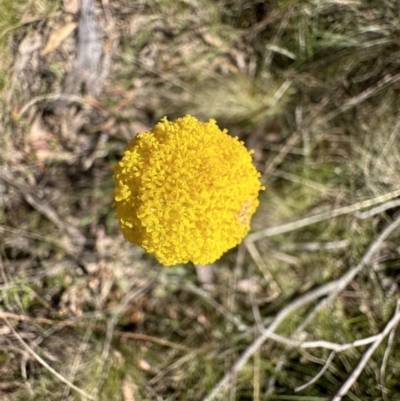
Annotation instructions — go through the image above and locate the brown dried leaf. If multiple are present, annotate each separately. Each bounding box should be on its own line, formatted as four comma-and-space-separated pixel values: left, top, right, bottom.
41, 22, 77, 56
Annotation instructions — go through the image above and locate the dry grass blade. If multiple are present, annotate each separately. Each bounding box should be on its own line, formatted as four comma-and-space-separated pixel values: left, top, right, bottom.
380, 322, 397, 401
322, 73, 400, 123
263, 130, 301, 179
247, 188, 400, 242
1, 316, 95, 400
0, 311, 189, 351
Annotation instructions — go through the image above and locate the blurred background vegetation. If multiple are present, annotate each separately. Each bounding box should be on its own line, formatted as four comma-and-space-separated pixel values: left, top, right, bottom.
1, 0, 400, 400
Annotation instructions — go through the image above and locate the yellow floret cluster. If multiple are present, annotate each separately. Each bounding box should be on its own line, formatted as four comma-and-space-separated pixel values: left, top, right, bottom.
113, 115, 264, 266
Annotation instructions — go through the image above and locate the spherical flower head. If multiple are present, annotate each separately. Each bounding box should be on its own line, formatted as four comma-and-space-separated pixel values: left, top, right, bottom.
113, 115, 264, 266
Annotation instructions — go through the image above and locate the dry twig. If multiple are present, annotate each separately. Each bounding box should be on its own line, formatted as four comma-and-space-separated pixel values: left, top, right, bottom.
380, 321, 397, 401
354, 199, 400, 219
203, 214, 400, 401
295, 351, 336, 393
331, 300, 400, 401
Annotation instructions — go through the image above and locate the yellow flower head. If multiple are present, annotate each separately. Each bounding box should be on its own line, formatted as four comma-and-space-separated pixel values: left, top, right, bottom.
113, 115, 264, 266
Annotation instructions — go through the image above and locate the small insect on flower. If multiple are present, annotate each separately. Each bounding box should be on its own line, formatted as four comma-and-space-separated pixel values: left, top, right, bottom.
113, 114, 264, 266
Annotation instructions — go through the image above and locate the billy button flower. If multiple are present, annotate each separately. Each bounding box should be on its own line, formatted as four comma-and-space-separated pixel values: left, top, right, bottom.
113, 115, 264, 266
